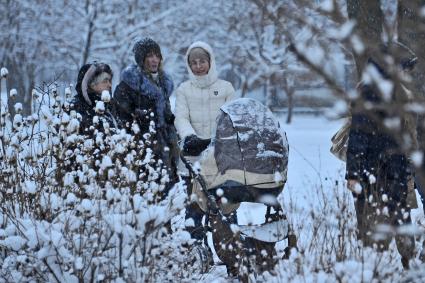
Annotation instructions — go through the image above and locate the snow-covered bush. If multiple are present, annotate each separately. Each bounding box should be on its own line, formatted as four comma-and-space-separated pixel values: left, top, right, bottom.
0, 74, 191, 282
271, 174, 417, 283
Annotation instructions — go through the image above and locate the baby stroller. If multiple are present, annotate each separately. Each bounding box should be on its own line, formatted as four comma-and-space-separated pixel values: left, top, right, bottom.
181, 98, 296, 281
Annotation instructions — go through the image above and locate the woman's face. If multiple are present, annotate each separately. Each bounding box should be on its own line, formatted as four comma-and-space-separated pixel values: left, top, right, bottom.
144, 52, 161, 73
91, 73, 112, 93
189, 57, 210, 76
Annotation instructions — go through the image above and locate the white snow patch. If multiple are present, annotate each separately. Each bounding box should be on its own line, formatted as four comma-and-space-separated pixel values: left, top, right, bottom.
23, 180, 37, 194
66, 193, 77, 205
420, 6, 425, 17
353, 182, 362, 194
405, 102, 425, 114
1, 67, 8, 77
258, 194, 278, 206
13, 114, 23, 129
75, 257, 84, 270
100, 155, 113, 169
95, 101, 105, 114
215, 188, 224, 197
274, 171, 283, 183
10, 89, 17, 98
2, 236, 26, 251
79, 199, 93, 213
184, 218, 195, 227
319, 0, 334, 12
411, 151, 423, 167
65, 87, 72, 96
382, 194, 388, 202
378, 80, 394, 101
368, 174, 376, 185
328, 100, 348, 118
101, 90, 111, 103
350, 35, 365, 54
384, 117, 400, 130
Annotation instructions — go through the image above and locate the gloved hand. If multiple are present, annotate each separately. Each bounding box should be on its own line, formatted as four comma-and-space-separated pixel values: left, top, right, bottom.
183, 135, 211, 156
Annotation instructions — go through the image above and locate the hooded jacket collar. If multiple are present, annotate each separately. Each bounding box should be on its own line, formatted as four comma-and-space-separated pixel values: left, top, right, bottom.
186, 41, 218, 89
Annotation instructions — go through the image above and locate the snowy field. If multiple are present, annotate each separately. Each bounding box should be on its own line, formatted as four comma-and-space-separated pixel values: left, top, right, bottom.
199, 113, 425, 282
279, 113, 346, 213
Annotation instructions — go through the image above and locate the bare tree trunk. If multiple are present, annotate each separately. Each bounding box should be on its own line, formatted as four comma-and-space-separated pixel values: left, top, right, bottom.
346, 0, 384, 76
82, 18, 95, 65
397, 1, 425, 96
241, 80, 248, 98
81, 0, 97, 65
282, 75, 295, 124
397, 0, 425, 191
269, 73, 279, 111
263, 77, 269, 106
269, 87, 278, 111
286, 89, 294, 124
4, 57, 36, 116
23, 64, 35, 116
5, 58, 25, 116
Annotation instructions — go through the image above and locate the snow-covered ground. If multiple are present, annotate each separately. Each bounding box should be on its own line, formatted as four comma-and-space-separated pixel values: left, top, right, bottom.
284, 114, 345, 192
199, 113, 425, 282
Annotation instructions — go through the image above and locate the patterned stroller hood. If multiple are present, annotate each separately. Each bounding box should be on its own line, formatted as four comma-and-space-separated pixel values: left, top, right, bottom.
193, 98, 289, 214
215, 98, 289, 185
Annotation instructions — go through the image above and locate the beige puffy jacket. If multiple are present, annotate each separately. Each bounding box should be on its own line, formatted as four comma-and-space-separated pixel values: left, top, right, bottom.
194, 144, 284, 214
174, 41, 235, 140
193, 146, 240, 214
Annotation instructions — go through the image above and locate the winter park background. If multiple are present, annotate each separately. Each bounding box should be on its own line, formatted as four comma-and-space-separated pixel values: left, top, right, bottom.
3, 0, 425, 282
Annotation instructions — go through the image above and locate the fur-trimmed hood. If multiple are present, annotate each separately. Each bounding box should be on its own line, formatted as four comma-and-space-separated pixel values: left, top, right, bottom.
75, 63, 113, 106
185, 41, 218, 89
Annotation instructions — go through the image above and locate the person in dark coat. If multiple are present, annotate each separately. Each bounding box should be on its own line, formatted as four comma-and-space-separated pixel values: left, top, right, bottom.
114, 38, 179, 195
346, 49, 417, 268
65, 62, 118, 197
72, 62, 118, 134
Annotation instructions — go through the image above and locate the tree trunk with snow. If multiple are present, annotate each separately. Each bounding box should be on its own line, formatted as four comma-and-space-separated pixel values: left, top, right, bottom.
346, 0, 383, 76
283, 77, 295, 124
397, 1, 425, 96
397, 0, 425, 191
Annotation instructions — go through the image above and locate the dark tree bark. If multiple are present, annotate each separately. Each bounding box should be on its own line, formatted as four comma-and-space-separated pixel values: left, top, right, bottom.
286, 92, 294, 124
398, 0, 425, 191
346, 0, 384, 77
4, 57, 35, 116
81, 0, 97, 65
397, 1, 425, 96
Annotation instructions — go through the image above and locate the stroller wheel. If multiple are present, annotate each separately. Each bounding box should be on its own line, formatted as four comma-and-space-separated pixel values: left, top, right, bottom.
186, 243, 213, 274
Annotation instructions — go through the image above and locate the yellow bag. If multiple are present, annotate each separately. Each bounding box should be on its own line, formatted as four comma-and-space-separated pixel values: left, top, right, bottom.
330, 117, 351, 162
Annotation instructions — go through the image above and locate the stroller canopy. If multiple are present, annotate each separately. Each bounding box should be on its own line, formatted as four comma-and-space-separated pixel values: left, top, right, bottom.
214, 98, 289, 188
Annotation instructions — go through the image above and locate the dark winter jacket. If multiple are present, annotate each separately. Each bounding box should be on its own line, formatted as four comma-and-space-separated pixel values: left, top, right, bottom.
115, 64, 174, 127
114, 64, 179, 183
346, 83, 410, 186
72, 64, 118, 135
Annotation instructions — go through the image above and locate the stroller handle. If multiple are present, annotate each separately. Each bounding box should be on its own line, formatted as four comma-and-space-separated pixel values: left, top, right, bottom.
179, 153, 220, 214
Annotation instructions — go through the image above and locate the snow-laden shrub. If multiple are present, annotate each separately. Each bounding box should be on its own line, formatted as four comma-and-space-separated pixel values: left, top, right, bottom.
0, 78, 191, 282
267, 173, 422, 283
